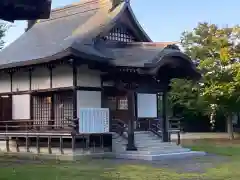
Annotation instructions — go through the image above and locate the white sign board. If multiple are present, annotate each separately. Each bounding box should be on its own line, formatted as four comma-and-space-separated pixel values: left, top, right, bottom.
79, 108, 109, 133
137, 93, 157, 118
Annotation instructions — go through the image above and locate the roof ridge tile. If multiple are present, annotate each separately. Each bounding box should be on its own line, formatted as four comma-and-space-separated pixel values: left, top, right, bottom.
39, 0, 103, 23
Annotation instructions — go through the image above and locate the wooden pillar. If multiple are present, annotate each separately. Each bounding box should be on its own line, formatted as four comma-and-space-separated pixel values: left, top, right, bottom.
48, 136, 52, 154
126, 90, 137, 151
29, 68, 32, 90
59, 136, 63, 154
36, 136, 40, 154
10, 71, 13, 92
72, 60, 77, 152
156, 93, 160, 119
72, 60, 77, 121
50, 94, 54, 129
6, 137, 10, 152
162, 90, 169, 142
26, 136, 30, 152
16, 137, 20, 152
49, 65, 54, 129
49, 65, 53, 89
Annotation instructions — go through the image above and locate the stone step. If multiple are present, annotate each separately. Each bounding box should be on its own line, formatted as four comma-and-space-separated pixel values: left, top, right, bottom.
116, 143, 183, 151
121, 134, 158, 138
115, 151, 206, 161
134, 131, 152, 134
131, 141, 178, 146
117, 141, 178, 147
134, 140, 164, 145
112, 132, 206, 161
121, 148, 191, 155
114, 138, 163, 144
117, 141, 179, 146
134, 137, 161, 141
136, 145, 182, 150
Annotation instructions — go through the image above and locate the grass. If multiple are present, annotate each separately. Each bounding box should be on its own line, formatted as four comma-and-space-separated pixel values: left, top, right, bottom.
183, 138, 240, 156
1, 139, 240, 180
0, 159, 189, 180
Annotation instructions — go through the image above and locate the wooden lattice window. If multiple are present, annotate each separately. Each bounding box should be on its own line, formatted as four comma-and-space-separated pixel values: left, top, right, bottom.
32, 94, 51, 129
102, 26, 137, 42
117, 96, 128, 110
32, 91, 74, 129
54, 91, 73, 128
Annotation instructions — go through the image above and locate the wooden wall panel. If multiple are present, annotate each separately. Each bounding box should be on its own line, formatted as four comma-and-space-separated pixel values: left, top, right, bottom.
77, 66, 101, 87
0, 73, 11, 93
12, 71, 30, 92
32, 67, 50, 90
52, 65, 73, 88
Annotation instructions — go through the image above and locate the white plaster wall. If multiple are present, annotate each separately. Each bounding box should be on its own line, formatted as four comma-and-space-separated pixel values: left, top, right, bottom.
0, 72, 11, 93
32, 67, 50, 90
12, 71, 30, 92
77, 66, 101, 87
52, 65, 73, 88
77, 90, 102, 117
12, 94, 30, 119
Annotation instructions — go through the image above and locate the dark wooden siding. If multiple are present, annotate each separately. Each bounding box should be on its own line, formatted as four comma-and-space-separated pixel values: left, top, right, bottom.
0, 95, 12, 131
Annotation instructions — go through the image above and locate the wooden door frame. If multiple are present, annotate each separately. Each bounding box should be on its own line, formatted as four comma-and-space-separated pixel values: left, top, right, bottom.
102, 87, 131, 127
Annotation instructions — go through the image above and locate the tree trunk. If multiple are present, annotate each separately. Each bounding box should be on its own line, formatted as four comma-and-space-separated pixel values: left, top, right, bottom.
227, 115, 234, 140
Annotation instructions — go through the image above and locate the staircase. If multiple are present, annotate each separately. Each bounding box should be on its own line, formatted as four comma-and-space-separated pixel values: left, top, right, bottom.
112, 131, 206, 161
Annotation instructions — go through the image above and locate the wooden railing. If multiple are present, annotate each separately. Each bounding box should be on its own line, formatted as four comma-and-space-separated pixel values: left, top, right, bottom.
168, 117, 183, 145
111, 119, 128, 140
148, 117, 183, 145
0, 119, 74, 134
149, 122, 162, 139
111, 117, 182, 145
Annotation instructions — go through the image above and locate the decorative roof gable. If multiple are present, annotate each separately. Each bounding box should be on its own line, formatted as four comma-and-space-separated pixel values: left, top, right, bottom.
101, 24, 139, 42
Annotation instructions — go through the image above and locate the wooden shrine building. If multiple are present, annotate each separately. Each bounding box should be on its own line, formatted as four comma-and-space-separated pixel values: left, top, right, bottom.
0, 0, 200, 155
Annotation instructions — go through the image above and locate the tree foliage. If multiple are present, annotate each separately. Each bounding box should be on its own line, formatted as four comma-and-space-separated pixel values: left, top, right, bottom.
0, 22, 8, 49
169, 22, 240, 139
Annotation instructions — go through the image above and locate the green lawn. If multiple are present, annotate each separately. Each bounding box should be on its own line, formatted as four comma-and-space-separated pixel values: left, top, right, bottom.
1, 139, 240, 180
183, 138, 240, 156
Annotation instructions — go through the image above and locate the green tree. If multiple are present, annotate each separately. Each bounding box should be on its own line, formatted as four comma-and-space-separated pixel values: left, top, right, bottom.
169, 22, 240, 139
0, 22, 8, 49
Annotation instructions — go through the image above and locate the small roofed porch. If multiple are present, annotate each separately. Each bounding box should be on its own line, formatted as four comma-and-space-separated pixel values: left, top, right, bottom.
101, 43, 201, 151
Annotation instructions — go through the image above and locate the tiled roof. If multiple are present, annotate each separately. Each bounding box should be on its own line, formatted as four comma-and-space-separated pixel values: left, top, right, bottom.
0, 0, 124, 69
0, 0, 200, 80
94, 41, 180, 67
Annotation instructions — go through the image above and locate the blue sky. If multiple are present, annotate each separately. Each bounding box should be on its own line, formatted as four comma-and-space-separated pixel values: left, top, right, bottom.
3, 0, 240, 46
